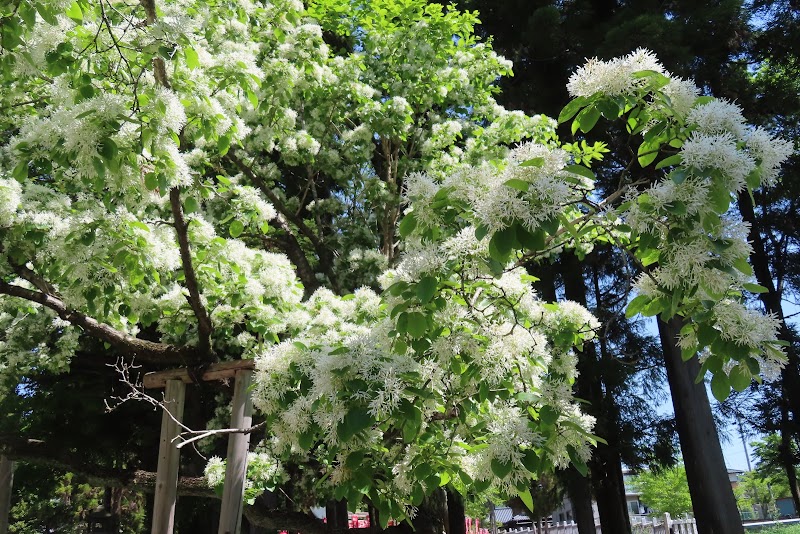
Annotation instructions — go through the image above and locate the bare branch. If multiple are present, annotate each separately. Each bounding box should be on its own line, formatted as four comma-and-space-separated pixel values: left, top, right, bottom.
175, 422, 266, 449
107, 358, 263, 449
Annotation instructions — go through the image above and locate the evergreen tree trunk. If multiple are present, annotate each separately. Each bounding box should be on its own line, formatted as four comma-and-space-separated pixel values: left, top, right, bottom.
658, 316, 744, 534
0, 456, 12, 534
738, 191, 800, 513
779, 403, 800, 514
562, 254, 631, 534
590, 450, 630, 534
325, 499, 349, 531
562, 467, 595, 534
445, 488, 466, 534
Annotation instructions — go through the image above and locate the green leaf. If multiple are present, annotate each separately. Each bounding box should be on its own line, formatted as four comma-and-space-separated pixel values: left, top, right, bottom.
710, 372, 731, 402
65, 1, 83, 22
406, 312, 428, 339
558, 96, 588, 124
515, 225, 546, 251
596, 99, 620, 119
564, 164, 595, 181
625, 295, 651, 319
539, 405, 558, 426
697, 324, 719, 347
184, 47, 200, 69
218, 135, 231, 156
144, 172, 158, 190
576, 105, 601, 133
475, 224, 489, 241
743, 283, 768, 294
504, 178, 530, 192
491, 458, 513, 479
399, 212, 418, 237
416, 276, 437, 304
78, 84, 95, 100
655, 154, 682, 170
345, 451, 365, 470
520, 157, 545, 167
518, 488, 534, 512
568, 447, 588, 477
709, 183, 731, 214
637, 143, 659, 168
729, 364, 751, 392
669, 168, 689, 184
521, 449, 540, 474
99, 138, 117, 161
489, 227, 516, 263
183, 196, 199, 214
337, 408, 373, 442
12, 161, 28, 182
540, 216, 560, 236
732, 258, 754, 277
229, 220, 244, 238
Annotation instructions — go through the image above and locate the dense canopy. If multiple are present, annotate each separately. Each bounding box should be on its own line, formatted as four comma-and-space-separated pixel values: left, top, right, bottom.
0, 0, 794, 530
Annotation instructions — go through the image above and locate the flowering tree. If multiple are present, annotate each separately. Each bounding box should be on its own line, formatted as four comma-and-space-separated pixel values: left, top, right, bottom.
0, 0, 792, 531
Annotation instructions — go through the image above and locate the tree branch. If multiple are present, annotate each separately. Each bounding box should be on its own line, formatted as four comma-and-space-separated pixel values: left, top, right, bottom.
0, 281, 190, 365
0, 434, 327, 532
267, 215, 320, 297
227, 152, 323, 249
169, 187, 213, 357
227, 151, 341, 293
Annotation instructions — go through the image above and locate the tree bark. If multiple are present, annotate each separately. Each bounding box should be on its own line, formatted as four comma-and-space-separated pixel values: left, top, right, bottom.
658, 316, 744, 534
590, 449, 630, 534
561, 253, 630, 534
561, 467, 595, 534
325, 499, 348, 531
0, 456, 12, 534
446, 488, 466, 534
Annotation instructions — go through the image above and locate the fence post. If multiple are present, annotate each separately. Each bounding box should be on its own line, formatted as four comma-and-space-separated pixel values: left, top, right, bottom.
664, 513, 672, 534
218, 369, 254, 534
151, 379, 186, 534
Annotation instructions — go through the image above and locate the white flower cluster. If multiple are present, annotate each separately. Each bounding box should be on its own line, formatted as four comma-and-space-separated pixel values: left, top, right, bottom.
407, 141, 591, 235
0, 178, 21, 225
563, 49, 795, 380
567, 48, 664, 98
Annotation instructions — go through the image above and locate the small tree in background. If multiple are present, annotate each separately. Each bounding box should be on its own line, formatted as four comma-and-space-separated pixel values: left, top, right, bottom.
630, 465, 693, 518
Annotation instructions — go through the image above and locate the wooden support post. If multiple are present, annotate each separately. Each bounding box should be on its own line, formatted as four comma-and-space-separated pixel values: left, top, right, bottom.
0, 455, 13, 534
151, 379, 186, 534
218, 369, 254, 534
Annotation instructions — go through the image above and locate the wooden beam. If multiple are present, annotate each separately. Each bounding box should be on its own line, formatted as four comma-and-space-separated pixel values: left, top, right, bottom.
151, 379, 186, 534
0, 456, 12, 534
144, 360, 255, 389
218, 370, 254, 534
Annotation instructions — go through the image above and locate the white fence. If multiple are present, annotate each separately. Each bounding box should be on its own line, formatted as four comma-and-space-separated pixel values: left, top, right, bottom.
501, 513, 697, 534
631, 513, 697, 534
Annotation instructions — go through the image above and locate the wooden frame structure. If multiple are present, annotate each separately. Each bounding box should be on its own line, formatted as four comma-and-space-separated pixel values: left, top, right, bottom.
145, 360, 255, 534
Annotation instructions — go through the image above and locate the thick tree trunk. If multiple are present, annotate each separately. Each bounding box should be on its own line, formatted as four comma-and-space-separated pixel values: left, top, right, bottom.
658, 316, 744, 534
562, 467, 595, 534
325, 499, 349, 531
590, 449, 630, 534
780, 406, 800, 514
0, 456, 12, 534
445, 488, 466, 534
738, 191, 800, 513
561, 254, 631, 534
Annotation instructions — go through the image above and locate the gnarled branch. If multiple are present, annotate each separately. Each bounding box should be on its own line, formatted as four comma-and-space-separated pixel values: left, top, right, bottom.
0, 281, 190, 365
